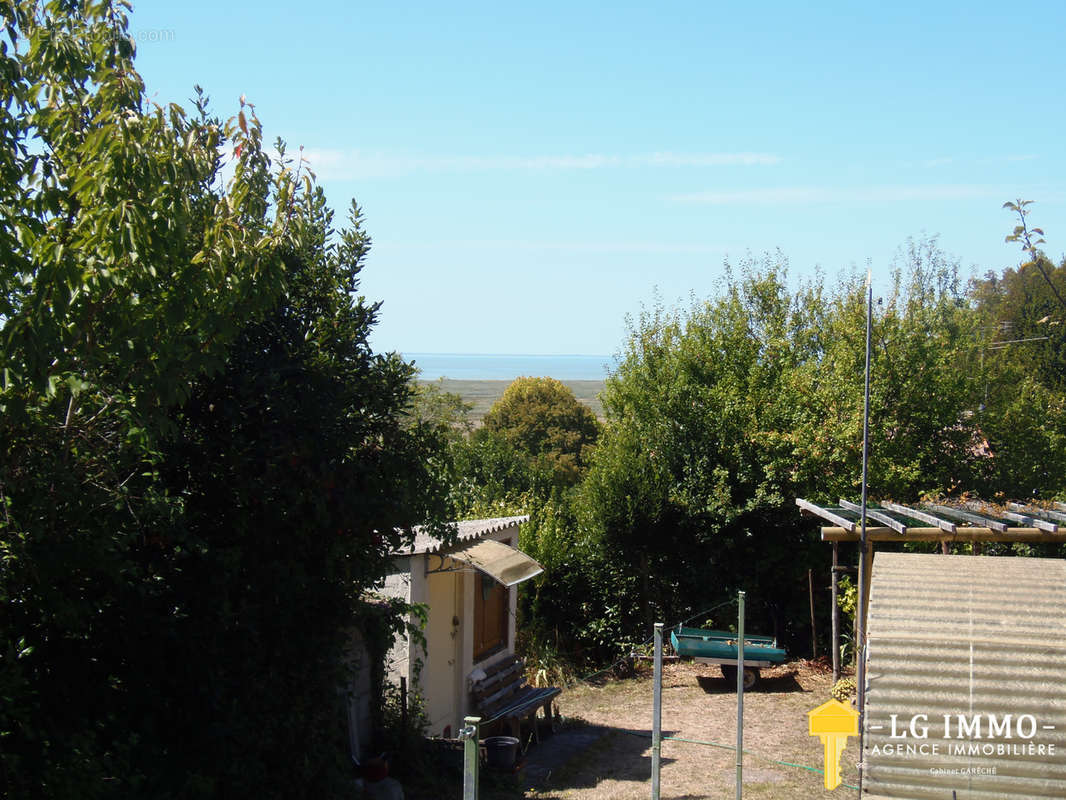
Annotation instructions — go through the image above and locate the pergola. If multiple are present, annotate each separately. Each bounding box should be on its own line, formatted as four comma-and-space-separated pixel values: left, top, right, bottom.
796, 498, 1066, 794
797, 497, 1066, 678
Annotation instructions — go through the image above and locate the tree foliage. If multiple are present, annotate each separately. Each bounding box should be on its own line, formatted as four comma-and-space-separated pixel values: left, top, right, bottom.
969, 202, 1066, 494
972, 203, 1066, 392
446, 376, 600, 521
534, 238, 1066, 662
576, 255, 837, 643
405, 379, 474, 441
0, 4, 449, 797
480, 376, 599, 487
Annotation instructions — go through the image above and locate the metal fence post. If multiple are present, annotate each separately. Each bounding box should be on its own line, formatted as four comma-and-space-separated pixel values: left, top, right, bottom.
652, 622, 663, 800
461, 715, 480, 800
736, 591, 745, 800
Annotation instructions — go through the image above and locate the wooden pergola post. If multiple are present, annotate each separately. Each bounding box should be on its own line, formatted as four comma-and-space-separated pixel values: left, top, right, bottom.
831, 543, 839, 683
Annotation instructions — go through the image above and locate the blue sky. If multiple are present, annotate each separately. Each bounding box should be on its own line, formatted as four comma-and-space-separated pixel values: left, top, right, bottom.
129, 1, 1065, 356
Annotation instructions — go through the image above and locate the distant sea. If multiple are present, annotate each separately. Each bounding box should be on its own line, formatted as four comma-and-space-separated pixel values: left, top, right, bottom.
405, 353, 614, 381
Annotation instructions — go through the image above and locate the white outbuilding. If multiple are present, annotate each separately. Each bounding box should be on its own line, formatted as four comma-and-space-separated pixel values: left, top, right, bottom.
380, 516, 543, 737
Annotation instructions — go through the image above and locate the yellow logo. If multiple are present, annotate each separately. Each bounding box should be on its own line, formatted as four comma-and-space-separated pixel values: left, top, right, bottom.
807, 698, 859, 789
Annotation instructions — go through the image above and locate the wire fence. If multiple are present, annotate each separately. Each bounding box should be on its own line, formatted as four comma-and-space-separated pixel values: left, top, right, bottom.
620, 728, 859, 791
562, 602, 859, 793
572, 598, 740, 686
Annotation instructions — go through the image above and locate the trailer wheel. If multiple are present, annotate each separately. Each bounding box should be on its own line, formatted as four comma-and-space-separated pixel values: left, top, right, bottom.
721, 665, 759, 690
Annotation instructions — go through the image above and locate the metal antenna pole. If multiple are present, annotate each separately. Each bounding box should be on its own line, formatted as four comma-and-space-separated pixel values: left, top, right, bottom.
651, 622, 663, 800
856, 274, 873, 795
736, 591, 745, 800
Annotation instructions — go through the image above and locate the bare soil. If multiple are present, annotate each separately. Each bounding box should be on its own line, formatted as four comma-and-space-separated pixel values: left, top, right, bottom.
520, 660, 859, 800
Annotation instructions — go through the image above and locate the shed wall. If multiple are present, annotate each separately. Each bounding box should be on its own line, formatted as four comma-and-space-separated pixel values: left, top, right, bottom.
380, 562, 414, 688
376, 520, 527, 736
423, 568, 461, 734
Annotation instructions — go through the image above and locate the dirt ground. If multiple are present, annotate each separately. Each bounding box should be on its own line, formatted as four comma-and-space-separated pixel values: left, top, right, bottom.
519, 660, 860, 800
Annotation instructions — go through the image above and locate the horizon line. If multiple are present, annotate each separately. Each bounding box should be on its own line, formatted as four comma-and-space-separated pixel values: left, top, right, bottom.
402, 351, 615, 359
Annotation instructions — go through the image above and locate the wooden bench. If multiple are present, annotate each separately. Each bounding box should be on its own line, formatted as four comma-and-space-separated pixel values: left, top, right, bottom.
469, 654, 561, 743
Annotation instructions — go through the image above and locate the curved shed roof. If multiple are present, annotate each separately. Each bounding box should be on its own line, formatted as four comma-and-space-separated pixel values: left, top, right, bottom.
393, 515, 529, 557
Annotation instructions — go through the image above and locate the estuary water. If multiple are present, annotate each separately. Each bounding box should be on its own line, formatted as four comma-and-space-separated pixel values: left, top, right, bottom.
405, 353, 614, 381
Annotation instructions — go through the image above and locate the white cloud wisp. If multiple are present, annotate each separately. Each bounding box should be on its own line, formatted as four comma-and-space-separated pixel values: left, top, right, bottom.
300, 149, 781, 180
671, 184, 1007, 206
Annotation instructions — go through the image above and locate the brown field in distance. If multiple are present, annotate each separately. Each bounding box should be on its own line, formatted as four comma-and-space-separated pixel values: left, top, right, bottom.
420, 378, 606, 424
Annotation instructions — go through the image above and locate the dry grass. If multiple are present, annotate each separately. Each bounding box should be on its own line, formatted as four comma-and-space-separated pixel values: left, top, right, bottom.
523, 660, 859, 800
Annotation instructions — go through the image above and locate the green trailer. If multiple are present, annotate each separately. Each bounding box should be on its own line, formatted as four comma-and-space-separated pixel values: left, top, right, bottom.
670, 626, 787, 689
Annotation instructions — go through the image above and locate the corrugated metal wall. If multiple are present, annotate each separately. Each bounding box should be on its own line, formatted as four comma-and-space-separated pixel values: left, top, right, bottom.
864, 552, 1066, 799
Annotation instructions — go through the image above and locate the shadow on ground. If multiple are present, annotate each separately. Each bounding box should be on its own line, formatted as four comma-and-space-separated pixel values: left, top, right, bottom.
522, 725, 677, 795
695, 671, 805, 695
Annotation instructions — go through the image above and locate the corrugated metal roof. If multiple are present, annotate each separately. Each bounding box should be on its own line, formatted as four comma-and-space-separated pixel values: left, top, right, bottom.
392, 515, 529, 556
864, 552, 1066, 799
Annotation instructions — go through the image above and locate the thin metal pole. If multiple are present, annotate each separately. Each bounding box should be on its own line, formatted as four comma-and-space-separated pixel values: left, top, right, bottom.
651, 622, 663, 800
462, 715, 480, 800
857, 274, 873, 795
736, 591, 745, 800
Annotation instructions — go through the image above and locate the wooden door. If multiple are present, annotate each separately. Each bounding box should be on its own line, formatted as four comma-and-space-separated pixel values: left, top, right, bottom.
473, 572, 508, 662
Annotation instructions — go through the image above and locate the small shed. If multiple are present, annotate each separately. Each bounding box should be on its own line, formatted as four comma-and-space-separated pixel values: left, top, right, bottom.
864, 552, 1066, 798
381, 516, 542, 736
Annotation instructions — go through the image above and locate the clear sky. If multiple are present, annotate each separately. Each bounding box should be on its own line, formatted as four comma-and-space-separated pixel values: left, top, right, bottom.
128, 1, 1065, 356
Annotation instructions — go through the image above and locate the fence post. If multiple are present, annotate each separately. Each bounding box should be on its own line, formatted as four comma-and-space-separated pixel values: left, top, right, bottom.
651, 622, 663, 800
736, 590, 745, 800
461, 715, 480, 800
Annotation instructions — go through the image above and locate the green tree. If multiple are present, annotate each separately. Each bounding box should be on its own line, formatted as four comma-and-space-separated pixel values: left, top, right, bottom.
794, 238, 988, 500
147, 194, 452, 797
966, 202, 1066, 496
451, 427, 538, 516
579, 256, 831, 644
572, 243, 993, 657
406, 379, 474, 441
0, 4, 450, 797
480, 376, 599, 487
971, 201, 1066, 392
449, 377, 600, 517
449, 379, 601, 665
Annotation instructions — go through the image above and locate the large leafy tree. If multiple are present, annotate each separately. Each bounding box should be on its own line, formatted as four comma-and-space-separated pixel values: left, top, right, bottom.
480, 376, 599, 487
794, 238, 988, 499
511, 233, 1066, 666
145, 192, 452, 797
573, 244, 996, 655
975, 201, 1066, 391
579, 256, 832, 642
450, 377, 599, 516
0, 3, 448, 797
448, 378, 601, 662
969, 202, 1066, 495
971, 256, 1066, 389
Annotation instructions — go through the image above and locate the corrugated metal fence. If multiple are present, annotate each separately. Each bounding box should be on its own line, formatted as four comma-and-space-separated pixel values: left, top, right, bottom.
864, 552, 1066, 799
